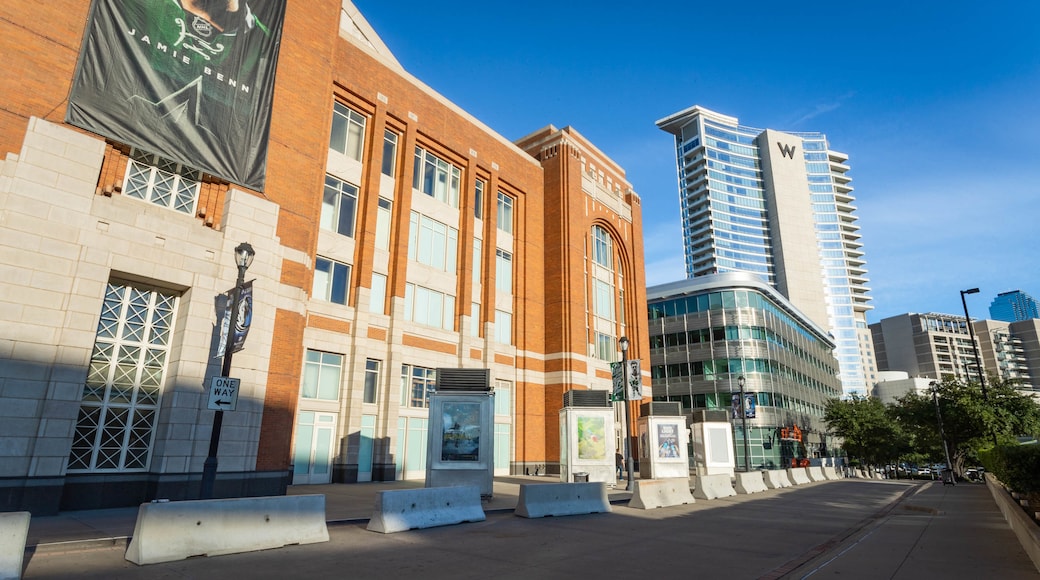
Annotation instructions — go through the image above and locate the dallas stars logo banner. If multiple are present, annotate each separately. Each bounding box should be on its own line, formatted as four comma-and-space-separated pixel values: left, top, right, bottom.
67, 0, 286, 191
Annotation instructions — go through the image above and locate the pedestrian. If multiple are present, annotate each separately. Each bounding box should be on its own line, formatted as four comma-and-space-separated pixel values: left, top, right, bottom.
615, 451, 624, 479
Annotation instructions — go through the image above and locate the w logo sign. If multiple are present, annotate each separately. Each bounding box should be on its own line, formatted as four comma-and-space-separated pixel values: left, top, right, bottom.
777, 142, 797, 159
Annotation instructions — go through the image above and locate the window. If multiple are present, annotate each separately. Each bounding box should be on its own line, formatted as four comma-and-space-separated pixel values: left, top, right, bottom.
401, 364, 435, 408
494, 380, 512, 415
495, 310, 512, 345
364, 359, 380, 404
314, 257, 350, 305
413, 146, 460, 207
68, 282, 178, 472
408, 212, 458, 273
375, 198, 392, 250
302, 349, 342, 400
593, 278, 615, 320
497, 192, 514, 234
382, 130, 398, 177
592, 226, 613, 268
122, 148, 200, 215
321, 175, 358, 237
330, 102, 366, 161
495, 249, 512, 293
594, 332, 614, 361
471, 302, 480, 337
474, 179, 485, 220
369, 273, 386, 314
404, 283, 455, 331
473, 239, 482, 286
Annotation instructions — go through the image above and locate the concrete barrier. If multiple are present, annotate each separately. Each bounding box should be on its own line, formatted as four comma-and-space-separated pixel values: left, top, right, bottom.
763, 469, 792, 489
693, 473, 737, 500
807, 466, 826, 482
787, 467, 811, 485
1, 511, 30, 580
124, 495, 329, 565
368, 485, 485, 533
985, 474, 1040, 572
628, 478, 695, 510
734, 472, 768, 495
515, 482, 611, 518
822, 466, 841, 480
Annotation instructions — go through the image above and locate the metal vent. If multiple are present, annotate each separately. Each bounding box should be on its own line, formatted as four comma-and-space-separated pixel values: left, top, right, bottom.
688, 409, 731, 423
435, 368, 491, 392
640, 402, 682, 416
562, 389, 611, 408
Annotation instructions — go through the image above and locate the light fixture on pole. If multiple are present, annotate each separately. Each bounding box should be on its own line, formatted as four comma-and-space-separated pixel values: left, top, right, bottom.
959, 288, 988, 399
201, 242, 255, 500
929, 381, 954, 478
618, 336, 633, 491
738, 375, 750, 472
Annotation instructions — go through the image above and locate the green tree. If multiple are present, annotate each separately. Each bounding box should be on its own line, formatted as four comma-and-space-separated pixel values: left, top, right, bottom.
892, 377, 1040, 474
823, 395, 907, 468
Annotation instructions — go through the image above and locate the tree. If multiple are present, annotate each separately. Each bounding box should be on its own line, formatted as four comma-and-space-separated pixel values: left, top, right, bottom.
891, 377, 1040, 474
823, 395, 907, 468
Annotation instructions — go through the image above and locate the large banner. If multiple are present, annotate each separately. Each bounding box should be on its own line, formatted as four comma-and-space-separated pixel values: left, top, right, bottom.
67, 0, 287, 191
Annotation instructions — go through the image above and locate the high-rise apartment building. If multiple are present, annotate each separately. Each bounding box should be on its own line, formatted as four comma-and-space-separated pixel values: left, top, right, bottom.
989, 290, 1040, 322
656, 106, 874, 397
0, 1, 648, 513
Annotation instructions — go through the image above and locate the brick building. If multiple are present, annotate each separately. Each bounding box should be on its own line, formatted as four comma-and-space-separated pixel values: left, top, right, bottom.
0, 1, 648, 513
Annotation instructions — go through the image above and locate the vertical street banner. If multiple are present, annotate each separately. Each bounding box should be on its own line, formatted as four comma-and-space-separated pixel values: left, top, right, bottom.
217, 280, 253, 357
66, 0, 287, 191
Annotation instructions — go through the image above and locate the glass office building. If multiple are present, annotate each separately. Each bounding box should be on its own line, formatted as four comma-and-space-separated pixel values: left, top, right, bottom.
648, 273, 841, 469
657, 106, 874, 397
989, 290, 1040, 323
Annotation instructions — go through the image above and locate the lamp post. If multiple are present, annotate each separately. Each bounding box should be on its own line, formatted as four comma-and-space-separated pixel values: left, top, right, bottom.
929, 381, 954, 476
959, 288, 987, 399
738, 375, 750, 472
200, 242, 255, 499
619, 336, 633, 491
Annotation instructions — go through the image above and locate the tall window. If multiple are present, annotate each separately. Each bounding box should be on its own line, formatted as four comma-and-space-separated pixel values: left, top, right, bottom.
364, 359, 380, 404
314, 257, 350, 305
593, 278, 615, 320
592, 226, 613, 268
381, 130, 398, 177
369, 273, 387, 314
321, 175, 358, 237
474, 179, 485, 220
123, 148, 200, 215
497, 192, 514, 234
68, 282, 178, 472
301, 349, 342, 400
594, 332, 614, 361
404, 283, 455, 331
494, 380, 512, 416
413, 146, 460, 207
401, 365, 435, 408
375, 198, 392, 250
473, 239, 483, 286
471, 302, 480, 337
495, 310, 512, 345
495, 249, 512, 293
330, 102, 366, 161
408, 212, 458, 273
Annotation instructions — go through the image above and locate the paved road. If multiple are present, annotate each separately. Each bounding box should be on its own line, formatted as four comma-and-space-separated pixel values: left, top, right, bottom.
21, 479, 1039, 579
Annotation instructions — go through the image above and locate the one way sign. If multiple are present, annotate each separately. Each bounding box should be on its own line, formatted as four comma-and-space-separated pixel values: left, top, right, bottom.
208, 376, 241, 411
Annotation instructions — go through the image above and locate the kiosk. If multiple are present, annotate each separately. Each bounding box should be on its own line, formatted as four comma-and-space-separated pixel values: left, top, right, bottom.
689, 409, 735, 478
426, 369, 495, 497
637, 402, 689, 479
559, 390, 617, 484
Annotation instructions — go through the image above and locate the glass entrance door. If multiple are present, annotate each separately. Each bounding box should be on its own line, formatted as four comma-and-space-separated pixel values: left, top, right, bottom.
292, 411, 337, 485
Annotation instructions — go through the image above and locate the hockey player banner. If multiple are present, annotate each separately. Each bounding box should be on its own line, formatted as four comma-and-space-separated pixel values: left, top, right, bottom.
67, 0, 286, 191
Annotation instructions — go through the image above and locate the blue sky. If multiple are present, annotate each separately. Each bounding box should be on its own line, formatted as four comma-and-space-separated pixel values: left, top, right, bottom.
351, 0, 1040, 323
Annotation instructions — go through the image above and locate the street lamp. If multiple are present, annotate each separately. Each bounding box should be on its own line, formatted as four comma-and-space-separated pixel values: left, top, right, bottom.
201, 242, 255, 499
929, 381, 954, 479
959, 288, 988, 399
737, 375, 750, 472
619, 336, 633, 491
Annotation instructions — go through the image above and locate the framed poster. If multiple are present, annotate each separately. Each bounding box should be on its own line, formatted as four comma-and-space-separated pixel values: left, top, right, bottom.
576, 415, 606, 460
441, 402, 481, 461
656, 423, 681, 458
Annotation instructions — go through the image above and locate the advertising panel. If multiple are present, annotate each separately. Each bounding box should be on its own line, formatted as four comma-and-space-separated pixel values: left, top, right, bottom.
576, 415, 606, 460
656, 423, 681, 458
441, 402, 481, 461
67, 0, 287, 190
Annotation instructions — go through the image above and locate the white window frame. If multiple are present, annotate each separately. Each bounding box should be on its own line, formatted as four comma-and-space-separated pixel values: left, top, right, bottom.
122, 149, 200, 215
330, 102, 366, 161
314, 257, 351, 305
497, 191, 514, 234
301, 349, 343, 400
321, 175, 359, 238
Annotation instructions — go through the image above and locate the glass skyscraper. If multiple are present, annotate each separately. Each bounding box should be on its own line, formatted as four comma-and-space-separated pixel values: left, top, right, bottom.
657, 106, 874, 397
989, 290, 1040, 322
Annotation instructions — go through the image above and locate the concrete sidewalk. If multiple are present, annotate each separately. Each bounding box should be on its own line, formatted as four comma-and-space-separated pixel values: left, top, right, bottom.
20, 477, 1040, 579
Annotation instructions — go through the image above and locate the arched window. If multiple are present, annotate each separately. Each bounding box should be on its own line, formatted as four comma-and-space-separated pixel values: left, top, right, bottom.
592, 225, 613, 268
